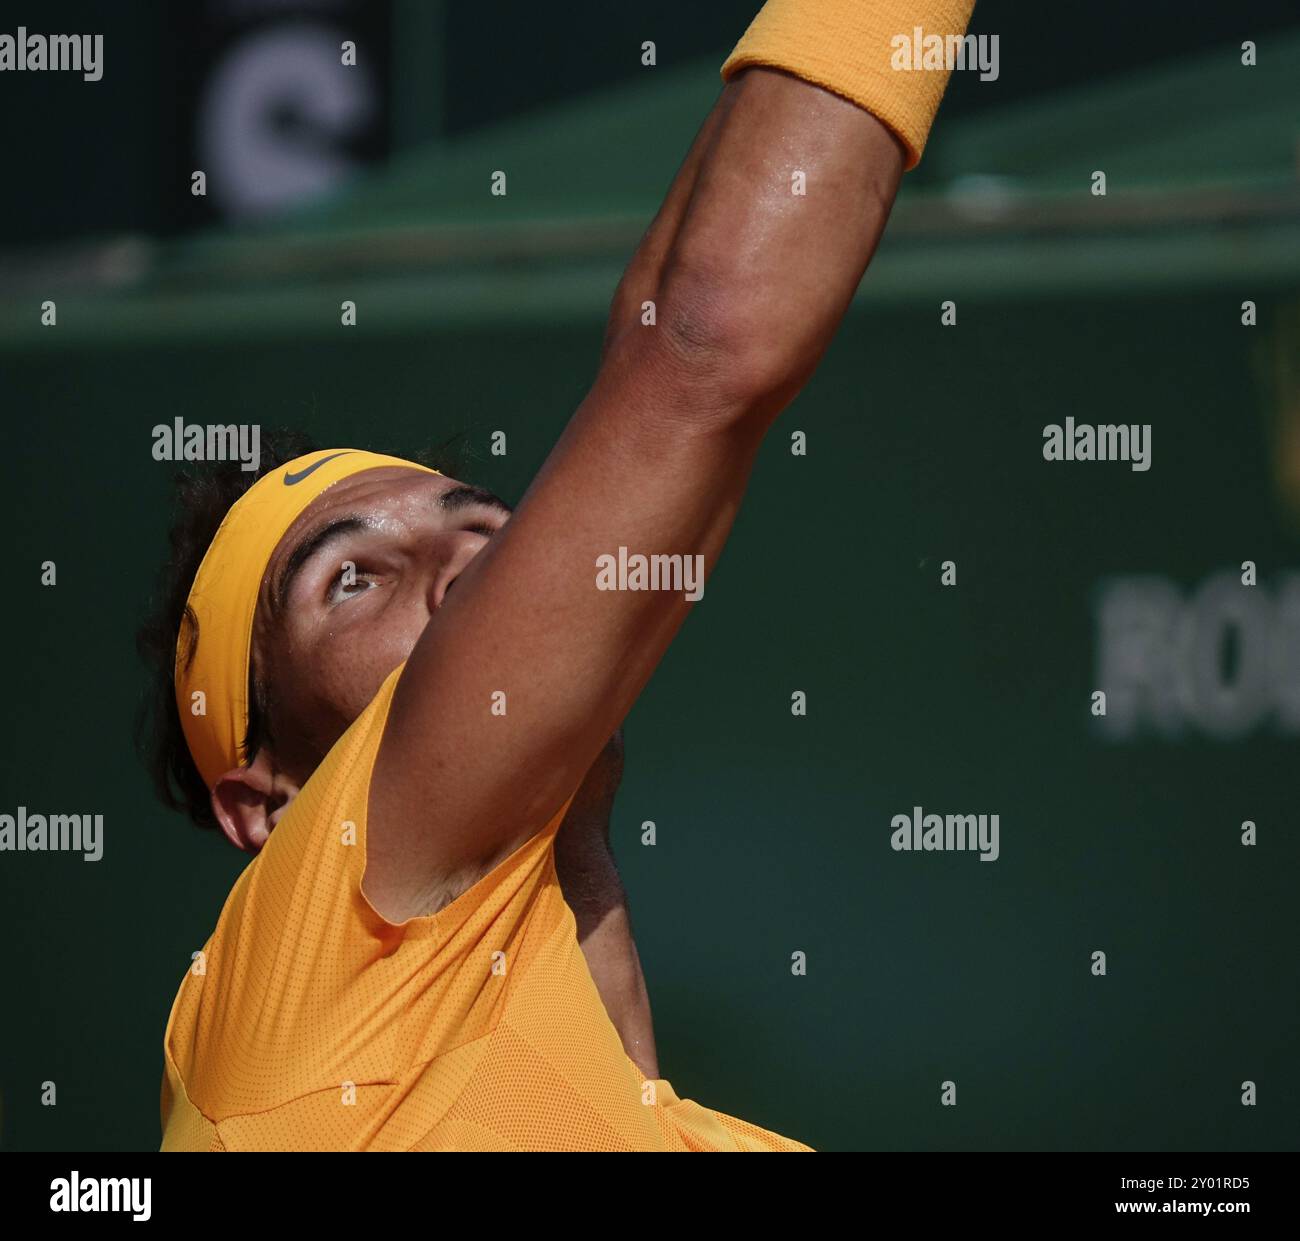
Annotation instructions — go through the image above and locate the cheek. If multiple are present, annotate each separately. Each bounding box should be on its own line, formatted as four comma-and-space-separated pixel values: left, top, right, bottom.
316, 597, 428, 723
266, 593, 428, 765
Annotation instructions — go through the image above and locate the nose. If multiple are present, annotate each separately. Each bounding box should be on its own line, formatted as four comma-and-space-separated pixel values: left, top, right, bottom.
427, 529, 492, 612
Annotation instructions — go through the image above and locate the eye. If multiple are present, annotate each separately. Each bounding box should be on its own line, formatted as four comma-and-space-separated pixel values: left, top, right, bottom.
327, 565, 380, 605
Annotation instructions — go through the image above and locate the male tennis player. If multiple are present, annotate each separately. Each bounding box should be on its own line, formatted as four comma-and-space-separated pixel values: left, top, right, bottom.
144, 0, 973, 1150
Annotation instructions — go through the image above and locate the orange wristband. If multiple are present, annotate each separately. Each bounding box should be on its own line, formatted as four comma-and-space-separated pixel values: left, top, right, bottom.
721, 0, 976, 170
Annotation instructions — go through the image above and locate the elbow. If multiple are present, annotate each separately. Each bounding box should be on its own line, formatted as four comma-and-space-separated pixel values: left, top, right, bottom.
609, 270, 820, 431
666, 275, 817, 419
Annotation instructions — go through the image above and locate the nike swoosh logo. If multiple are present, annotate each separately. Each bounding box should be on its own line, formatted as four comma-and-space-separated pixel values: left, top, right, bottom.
283, 451, 353, 485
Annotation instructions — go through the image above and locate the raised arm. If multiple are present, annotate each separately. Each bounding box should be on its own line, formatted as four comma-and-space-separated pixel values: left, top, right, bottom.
366, 9, 966, 921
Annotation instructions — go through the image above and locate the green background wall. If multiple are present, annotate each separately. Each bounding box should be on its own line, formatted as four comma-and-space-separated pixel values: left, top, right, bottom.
5, 286, 1298, 1150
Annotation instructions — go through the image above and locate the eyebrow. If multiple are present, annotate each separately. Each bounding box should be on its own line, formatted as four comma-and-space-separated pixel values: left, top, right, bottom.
439, 484, 513, 517
273, 516, 367, 615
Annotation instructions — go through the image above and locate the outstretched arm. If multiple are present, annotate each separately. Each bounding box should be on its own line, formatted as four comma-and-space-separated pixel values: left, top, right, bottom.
366, 8, 966, 921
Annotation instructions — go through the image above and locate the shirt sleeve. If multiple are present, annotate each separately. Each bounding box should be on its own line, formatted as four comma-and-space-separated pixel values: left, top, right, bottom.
176, 662, 576, 1121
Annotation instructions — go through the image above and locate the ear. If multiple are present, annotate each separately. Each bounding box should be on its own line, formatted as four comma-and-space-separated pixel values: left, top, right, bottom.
210, 750, 302, 853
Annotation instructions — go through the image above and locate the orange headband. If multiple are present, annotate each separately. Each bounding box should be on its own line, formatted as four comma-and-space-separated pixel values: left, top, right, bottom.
174, 449, 440, 790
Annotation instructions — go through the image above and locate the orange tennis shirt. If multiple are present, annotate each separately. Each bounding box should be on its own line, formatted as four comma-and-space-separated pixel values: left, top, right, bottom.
160, 664, 811, 1151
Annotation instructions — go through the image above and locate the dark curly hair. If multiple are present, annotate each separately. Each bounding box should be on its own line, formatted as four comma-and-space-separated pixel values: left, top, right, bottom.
135, 428, 471, 829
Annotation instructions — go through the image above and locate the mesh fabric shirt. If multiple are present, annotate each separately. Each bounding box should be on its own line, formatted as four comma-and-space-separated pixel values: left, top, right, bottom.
160, 665, 811, 1151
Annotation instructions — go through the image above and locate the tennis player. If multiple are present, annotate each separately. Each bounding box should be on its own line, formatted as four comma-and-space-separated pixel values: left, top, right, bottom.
143, 0, 973, 1150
